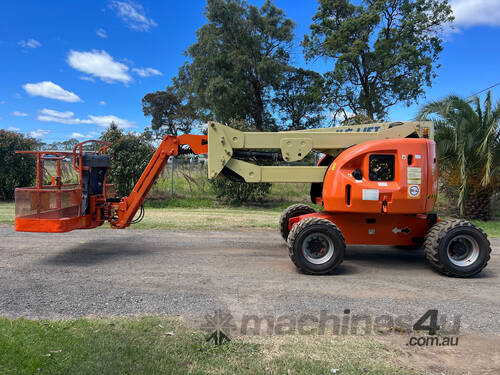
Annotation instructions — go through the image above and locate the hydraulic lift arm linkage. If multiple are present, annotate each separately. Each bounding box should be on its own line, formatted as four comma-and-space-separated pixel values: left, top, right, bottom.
111, 121, 433, 229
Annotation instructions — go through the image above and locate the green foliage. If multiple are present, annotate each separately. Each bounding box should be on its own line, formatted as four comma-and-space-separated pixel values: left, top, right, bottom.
142, 87, 196, 137
210, 176, 271, 204
303, 0, 454, 120
0, 130, 36, 200
272, 67, 326, 130
38, 138, 81, 151
418, 91, 500, 219
100, 123, 155, 197
181, 0, 295, 131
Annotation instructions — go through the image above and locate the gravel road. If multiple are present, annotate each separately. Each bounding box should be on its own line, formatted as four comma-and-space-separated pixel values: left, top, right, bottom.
0, 227, 498, 333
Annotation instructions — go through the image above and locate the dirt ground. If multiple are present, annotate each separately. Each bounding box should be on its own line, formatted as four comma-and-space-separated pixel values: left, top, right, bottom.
0, 226, 499, 374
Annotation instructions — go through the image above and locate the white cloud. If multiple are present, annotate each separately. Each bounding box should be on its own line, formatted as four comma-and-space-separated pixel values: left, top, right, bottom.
29, 129, 50, 138
8, 126, 21, 131
11, 111, 28, 117
99, 101, 106, 106
451, 0, 500, 27
39, 108, 74, 119
109, 0, 157, 32
88, 115, 135, 128
70, 130, 101, 139
80, 76, 96, 82
18, 38, 41, 49
67, 50, 132, 84
37, 108, 135, 129
96, 28, 108, 38
23, 81, 82, 102
132, 67, 162, 77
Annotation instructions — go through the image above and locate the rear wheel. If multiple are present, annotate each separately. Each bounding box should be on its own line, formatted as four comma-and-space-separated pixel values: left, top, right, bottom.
424, 219, 491, 277
279, 204, 315, 241
287, 217, 345, 275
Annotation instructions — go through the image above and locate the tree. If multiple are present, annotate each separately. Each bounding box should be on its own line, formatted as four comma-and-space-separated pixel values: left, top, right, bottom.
183, 0, 295, 131
417, 92, 500, 220
272, 68, 325, 130
100, 123, 155, 197
142, 86, 196, 138
0, 130, 36, 200
303, 0, 454, 120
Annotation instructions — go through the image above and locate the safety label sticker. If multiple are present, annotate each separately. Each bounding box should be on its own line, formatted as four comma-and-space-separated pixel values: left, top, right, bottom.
362, 189, 379, 201
407, 167, 422, 184
408, 185, 420, 198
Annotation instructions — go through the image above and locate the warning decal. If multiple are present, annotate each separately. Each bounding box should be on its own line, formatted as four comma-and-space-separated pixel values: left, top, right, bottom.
362, 189, 379, 201
407, 167, 422, 184
408, 185, 420, 198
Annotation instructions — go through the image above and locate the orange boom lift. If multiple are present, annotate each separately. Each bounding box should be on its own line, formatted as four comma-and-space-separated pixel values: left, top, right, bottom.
14, 122, 491, 277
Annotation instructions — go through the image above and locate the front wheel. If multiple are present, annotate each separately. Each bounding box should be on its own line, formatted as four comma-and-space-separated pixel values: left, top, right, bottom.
424, 219, 491, 277
279, 204, 316, 241
287, 217, 345, 275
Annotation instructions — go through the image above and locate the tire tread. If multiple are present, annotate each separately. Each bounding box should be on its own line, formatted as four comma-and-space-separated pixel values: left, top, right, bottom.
287, 217, 345, 275
424, 219, 491, 277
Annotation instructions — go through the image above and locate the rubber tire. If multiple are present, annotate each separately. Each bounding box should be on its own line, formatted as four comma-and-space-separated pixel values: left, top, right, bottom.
279, 204, 316, 241
424, 219, 491, 277
287, 217, 345, 275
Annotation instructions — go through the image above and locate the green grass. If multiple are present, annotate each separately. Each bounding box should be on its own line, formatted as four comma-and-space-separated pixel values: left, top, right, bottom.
0, 201, 13, 225
471, 220, 500, 237
2, 199, 498, 236
0, 316, 416, 375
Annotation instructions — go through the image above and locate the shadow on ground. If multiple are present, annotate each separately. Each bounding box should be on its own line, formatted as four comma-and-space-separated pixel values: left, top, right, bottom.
39, 239, 154, 267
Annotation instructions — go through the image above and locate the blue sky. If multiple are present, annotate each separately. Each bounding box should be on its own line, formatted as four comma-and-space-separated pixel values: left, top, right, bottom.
1, 0, 499, 142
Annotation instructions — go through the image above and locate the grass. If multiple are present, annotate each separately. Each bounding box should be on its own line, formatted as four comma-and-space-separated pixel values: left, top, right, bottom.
0, 316, 417, 375
2, 200, 499, 236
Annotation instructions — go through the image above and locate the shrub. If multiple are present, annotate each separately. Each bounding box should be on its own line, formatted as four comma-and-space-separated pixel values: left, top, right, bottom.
100, 123, 155, 197
210, 177, 271, 204
0, 130, 36, 200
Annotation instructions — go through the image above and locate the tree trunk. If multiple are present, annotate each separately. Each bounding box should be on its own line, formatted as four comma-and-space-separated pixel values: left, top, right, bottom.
251, 78, 264, 131
463, 190, 491, 221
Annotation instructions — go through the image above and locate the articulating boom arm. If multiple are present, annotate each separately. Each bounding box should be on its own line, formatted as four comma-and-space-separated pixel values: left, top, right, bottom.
113, 121, 432, 229
110, 134, 207, 229
207, 121, 433, 184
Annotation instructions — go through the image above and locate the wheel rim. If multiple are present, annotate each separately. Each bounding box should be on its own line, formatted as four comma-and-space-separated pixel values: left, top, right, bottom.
446, 234, 480, 267
302, 233, 334, 265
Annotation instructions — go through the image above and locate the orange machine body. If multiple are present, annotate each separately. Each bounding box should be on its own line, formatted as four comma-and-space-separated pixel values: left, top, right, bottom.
291, 138, 439, 246
321, 138, 438, 214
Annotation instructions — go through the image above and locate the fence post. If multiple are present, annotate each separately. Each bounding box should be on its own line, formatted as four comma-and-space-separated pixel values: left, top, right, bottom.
171, 157, 175, 196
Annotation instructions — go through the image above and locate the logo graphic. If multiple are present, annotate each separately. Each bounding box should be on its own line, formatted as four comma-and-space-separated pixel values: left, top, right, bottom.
201, 309, 235, 345
408, 185, 420, 198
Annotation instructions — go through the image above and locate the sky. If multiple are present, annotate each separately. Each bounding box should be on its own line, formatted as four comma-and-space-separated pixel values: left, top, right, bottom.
1, 0, 499, 143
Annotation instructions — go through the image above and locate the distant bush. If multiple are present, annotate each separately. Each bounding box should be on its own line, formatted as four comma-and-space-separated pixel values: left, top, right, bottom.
100, 123, 155, 197
0, 130, 36, 200
210, 177, 271, 204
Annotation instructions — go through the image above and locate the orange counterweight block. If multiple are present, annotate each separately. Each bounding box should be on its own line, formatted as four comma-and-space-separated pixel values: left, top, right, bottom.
298, 138, 439, 246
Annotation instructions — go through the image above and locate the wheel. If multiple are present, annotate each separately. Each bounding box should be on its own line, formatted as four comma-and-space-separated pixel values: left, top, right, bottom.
424, 219, 491, 277
287, 217, 345, 275
279, 204, 316, 241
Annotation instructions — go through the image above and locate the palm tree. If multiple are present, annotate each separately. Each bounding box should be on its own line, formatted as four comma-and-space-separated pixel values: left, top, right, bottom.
417, 91, 500, 220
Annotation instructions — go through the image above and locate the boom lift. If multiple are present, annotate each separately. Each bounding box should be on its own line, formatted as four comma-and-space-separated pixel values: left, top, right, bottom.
14, 121, 491, 277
